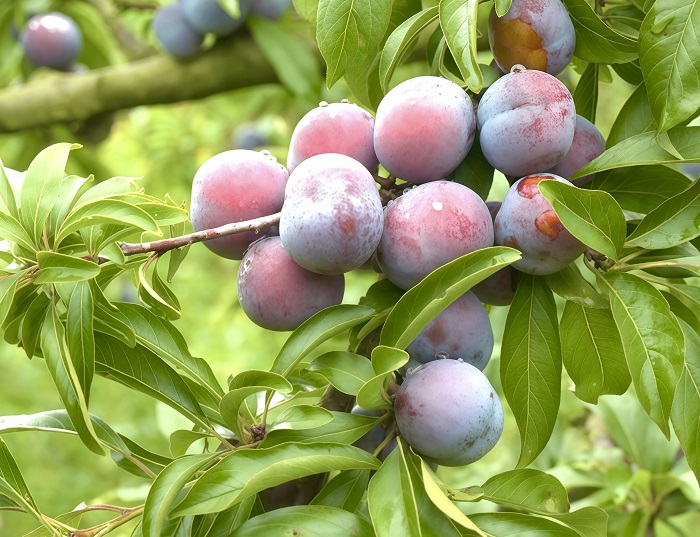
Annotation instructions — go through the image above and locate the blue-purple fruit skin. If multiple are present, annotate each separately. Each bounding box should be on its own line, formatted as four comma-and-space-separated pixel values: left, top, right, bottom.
494, 174, 585, 275
181, 0, 251, 36
190, 150, 288, 260
395, 359, 504, 466
153, 3, 203, 58
488, 0, 575, 76
407, 292, 494, 370
472, 201, 520, 306
477, 69, 576, 177
21, 13, 82, 70
374, 76, 476, 184
237, 237, 344, 331
547, 115, 606, 181
287, 102, 379, 174
280, 153, 384, 275
251, 0, 293, 19
376, 181, 494, 290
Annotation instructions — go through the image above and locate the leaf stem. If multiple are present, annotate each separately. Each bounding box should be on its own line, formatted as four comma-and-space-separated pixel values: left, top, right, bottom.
372, 423, 397, 458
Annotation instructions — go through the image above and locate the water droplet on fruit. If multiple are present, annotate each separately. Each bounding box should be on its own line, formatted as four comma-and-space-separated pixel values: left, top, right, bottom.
436, 351, 449, 360
432, 201, 443, 211
319, 101, 329, 107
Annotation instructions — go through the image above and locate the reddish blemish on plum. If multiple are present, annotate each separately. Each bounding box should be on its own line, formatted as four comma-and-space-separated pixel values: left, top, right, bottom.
535, 209, 564, 238
516, 175, 546, 198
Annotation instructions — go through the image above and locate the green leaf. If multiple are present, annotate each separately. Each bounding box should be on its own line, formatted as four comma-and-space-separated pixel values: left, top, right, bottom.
248, 17, 322, 102
67, 281, 95, 401
381, 247, 520, 350
440, 0, 482, 92
672, 319, 700, 482
612, 60, 644, 85
591, 165, 690, 214
170, 430, 211, 457
544, 264, 608, 309
56, 198, 160, 245
481, 469, 569, 515
602, 272, 685, 437
0, 271, 25, 327
0, 437, 37, 512
0, 161, 18, 218
562, 0, 638, 63
573, 63, 598, 123
143, 454, 217, 537
316, 0, 392, 87
560, 302, 630, 404
261, 411, 380, 447
305, 351, 375, 396
546, 507, 609, 537
94, 334, 210, 430
198, 496, 256, 537
231, 505, 375, 537
294, 0, 319, 25
355, 346, 408, 410
174, 443, 380, 516
269, 405, 334, 431
0, 211, 38, 252
41, 305, 104, 455
495, 0, 513, 16
20, 143, 79, 246
539, 181, 626, 261
607, 85, 655, 148
48, 174, 91, 239
572, 127, 700, 180
34, 252, 101, 284
446, 133, 494, 201
626, 178, 700, 249
379, 7, 439, 91
467, 512, 581, 536
138, 260, 180, 321
501, 274, 561, 467
271, 305, 375, 378
311, 470, 370, 511
639, 0, 700, 134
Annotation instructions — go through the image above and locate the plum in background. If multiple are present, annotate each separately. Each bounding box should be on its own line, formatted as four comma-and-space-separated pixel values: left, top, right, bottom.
21, 12, 82, 70
153, 3, 203, 58
181, 0, 251, 36
251, 0, 294, 19
547, 115, 606, 181
237, 237, 344, 331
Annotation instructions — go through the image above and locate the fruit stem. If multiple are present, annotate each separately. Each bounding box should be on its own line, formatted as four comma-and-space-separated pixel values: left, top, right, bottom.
373, 422, 397, 458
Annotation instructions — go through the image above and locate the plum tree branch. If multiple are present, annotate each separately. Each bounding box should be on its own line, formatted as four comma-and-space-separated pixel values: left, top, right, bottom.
0, 33, 279, 133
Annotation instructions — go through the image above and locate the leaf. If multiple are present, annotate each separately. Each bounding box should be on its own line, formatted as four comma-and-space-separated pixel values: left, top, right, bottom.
170, 430, 211, 457
467, 512, 582, 536
440, 0, 482, 92
546, 507, 609, 537
174, 443, 380, 516
501, 274, 561, 467
0, 271, 25, 326
0, 211, 38, 252
572, 127, 700, 180
231, 505, 375, 537
591, 165, 690, 214
355, 346, 409, 410
0, 160, 18, 218
671, 319, 700, 482
34, 252, 101, 284
20, 143, 79, 246
294, 0, 319, 25
67, 281, 95, 401
261, 411, 380, 447
0, 437, 38, 512
602, 272, 685, 437
56, 198, 160, 246
538, 180, 626, 261
41, 305, 104, 455
573, 63, 598, 123
606, 85, 656, 148
305, 351, 375, 395
271, 305, 375, 378
143, 454, 217, 537
481, 469, 570, 515
560, 302, 630, 404
626, 178, 700, 249
94, 334, 210, 430
269, 405, 334, 431
379, 7, 439, 91
311, 470, 370, 511
20, 291, 51, 359
381, 247, 520, 349
316, 0, 392, 87
495, 0, 513, 16
199, 496, 256, 537
446, 134, 495, 201
639, 0, 700, 134
544, 264, 608, 309
562, 0, 638, 63
139, 260, 180, 321
48, 174, 92, 238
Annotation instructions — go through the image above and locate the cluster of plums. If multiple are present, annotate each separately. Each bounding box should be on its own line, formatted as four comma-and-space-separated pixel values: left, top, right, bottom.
18, 12, 82, 71
153, 0, 292, 58
188, 0, 602, 466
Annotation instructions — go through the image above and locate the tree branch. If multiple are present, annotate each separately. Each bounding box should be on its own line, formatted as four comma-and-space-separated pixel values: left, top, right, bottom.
0, 33, 279, 133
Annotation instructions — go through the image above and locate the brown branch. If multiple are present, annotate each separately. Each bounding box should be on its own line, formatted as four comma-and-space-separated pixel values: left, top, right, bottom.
119, 212, 281, 256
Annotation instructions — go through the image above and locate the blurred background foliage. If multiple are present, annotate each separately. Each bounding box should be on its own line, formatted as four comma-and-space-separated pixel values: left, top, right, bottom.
0, 0, 698, 535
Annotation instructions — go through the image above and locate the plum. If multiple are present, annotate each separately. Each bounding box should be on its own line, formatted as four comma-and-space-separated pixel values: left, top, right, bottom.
233, 123, 268, 150
489, 0, 575, 76
21, 13, 82, 70
279, 153, 383, 274
406, 291, 494, 370
374, 76, 476, 184
471, 201, 520, 306
181, 0, 251, 36
547, 115, 606, 181
395, 359, 503, 466
153, 3, 203, 58
376, 181, 494, 290
237, 237, 344, 331
494, 173, 585, 275
287, 101, 379, 174
190, 150, 288, 260
251, 0, 293, 19
477, 67, 576, 177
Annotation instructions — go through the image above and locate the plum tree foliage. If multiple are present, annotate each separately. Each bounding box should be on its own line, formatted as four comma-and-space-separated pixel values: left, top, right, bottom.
0, 0, 699, 535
